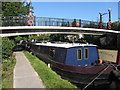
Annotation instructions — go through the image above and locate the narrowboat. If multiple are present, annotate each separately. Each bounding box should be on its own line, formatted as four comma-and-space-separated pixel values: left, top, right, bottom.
29, 42, 117, 85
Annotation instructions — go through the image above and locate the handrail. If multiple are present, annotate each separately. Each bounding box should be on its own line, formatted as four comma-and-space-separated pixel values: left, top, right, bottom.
0, 16, 108, 29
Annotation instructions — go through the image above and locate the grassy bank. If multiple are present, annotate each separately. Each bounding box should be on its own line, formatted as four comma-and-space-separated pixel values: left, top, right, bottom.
24, 51, 78, 88
2, 57, 16, 88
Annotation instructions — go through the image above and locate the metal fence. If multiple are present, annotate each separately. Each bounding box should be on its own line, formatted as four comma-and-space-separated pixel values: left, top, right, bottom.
0, 16, 107, 29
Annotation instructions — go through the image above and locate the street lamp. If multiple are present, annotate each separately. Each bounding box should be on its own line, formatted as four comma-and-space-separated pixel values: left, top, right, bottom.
107, 8, 112, 29
99, 12, 103, 23
26, 0, 34, 26
98, 12, 107, 29
98, 8, 112, 29
108, 8, 112, 22
26, 0, 34, 15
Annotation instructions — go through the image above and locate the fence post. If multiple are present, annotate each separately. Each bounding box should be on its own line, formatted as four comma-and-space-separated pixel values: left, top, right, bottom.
72, 19, 76, 27
67, 21, 69, 27
49, 18, 51, 26
34, 16, 36, 26
57, 21, 59, 26
79, 19, 81, 27
61, 19, 64, 26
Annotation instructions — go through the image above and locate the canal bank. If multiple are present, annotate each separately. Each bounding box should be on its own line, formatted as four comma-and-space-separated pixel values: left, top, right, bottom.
23, 51, 77, 88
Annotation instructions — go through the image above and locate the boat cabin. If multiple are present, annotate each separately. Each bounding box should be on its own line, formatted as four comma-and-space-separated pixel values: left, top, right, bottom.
31, 42, 99, 66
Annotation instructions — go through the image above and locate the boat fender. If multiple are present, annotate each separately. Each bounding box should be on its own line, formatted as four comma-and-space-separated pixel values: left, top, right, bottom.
99, 59, 103, 64
48, 63, 51, 68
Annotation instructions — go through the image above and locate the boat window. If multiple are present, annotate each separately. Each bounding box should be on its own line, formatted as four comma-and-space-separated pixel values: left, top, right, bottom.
77, 49, 82, 60
84, 48, 88, 59
49, 48, 55, 58
38, 46, 40, 51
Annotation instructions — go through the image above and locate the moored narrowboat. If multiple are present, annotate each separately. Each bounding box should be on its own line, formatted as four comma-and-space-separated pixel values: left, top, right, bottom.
29, 42, 116, 85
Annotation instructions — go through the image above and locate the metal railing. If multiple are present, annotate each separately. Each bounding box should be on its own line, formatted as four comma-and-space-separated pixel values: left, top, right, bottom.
0, 16, 107, 29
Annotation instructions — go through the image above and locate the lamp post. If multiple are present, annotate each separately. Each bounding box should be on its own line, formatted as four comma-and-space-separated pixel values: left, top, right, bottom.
99, 12, 103, 29
26, 0, 34, 16
26, 0, 34, 26
98, 12, 107, 29
108, 8, 112, 22
107, 8, 112, 29
98, 8, 112, 29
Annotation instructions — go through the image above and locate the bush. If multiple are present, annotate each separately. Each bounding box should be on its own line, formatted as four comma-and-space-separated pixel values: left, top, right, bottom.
2, 57, 16, 88
2, 37, 15, 59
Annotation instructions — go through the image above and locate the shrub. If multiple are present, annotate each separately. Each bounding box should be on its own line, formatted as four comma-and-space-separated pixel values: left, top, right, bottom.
2, 37, 15, 59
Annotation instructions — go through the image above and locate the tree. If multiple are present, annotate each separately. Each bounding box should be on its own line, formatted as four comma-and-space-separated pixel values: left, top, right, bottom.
37, 34, 50, 41
2, 1, 30, 26
28, 34, 50, 42
66, 34, 79, 43
112, 21, 119, 30
15, 36, 23, 41
49, 34, 81, 42
2, 37, 15, 59
83, 22, 98, 28
2, 1, 28, 16
118, 22, 120, 31
50, 34, 68, 41
14, 36, 27, 44
83, 35, 100, 45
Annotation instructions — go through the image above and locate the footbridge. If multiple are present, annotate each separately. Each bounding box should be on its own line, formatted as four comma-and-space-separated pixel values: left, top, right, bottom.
0, 26, 119, 37
0, 16, 119, 37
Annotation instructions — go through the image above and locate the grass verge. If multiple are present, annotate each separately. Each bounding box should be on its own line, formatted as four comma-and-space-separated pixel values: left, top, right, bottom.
24, 51, 78, 88
2, 57, 16, 88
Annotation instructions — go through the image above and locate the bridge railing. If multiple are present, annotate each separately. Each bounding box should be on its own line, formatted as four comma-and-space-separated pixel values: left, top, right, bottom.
1, 16, 107, 29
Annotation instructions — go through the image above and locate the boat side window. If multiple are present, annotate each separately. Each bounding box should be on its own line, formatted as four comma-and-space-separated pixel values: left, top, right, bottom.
49, 48, 55, 58
38, 46, 40, 51
33, 45, 37, 51
77, 49, 82, 60
84, 48, 88, 59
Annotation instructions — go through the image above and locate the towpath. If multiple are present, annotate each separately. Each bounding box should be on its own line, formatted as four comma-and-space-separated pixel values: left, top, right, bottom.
13, 52, 45, 88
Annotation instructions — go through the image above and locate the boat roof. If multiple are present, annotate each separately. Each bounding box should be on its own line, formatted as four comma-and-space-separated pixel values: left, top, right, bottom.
32, 42, 97, 48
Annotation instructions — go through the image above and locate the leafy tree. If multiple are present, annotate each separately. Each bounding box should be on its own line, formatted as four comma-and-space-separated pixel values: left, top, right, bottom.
37, 34, 50, 41
50, 34, 67, 41
118, 22, 120, 31
2, 1, 30, 26
2, 37, 15, 59
66, 34, 79, 43
28, 35, 37, 40
14, 36, 27, 44
2, 1, 28, 16
83, 22, 98, 28
83, 35, 100, 45
49, 34, 81, 42
28, 34, 50, 41
15, 36, 23, 41
112, 21, 119, 30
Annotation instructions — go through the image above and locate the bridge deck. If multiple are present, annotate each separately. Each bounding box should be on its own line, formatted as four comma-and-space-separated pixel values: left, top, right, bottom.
0, 26, 119, 37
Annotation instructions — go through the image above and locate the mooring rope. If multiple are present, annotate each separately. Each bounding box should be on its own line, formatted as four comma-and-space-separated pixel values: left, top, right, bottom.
110, 64, 118, 71
82, 64, 111, 90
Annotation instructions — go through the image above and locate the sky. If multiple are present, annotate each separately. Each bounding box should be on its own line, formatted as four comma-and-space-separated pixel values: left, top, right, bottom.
31, 2, 119, 23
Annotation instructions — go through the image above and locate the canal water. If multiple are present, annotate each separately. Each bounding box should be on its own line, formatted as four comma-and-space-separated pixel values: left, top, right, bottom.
74, 81, 120, 90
